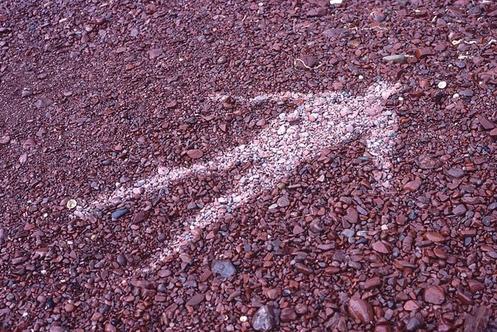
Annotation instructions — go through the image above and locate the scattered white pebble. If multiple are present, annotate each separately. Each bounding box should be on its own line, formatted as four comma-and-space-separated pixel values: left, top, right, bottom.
452, 93, 459, 99
356, 230, 368, 237
239, 316, 248, 322
398, 96, 404, 101
437, 81, 447, 89
329, 0, 343, 4
381, 224, 389, 231
358, 75, 364, 80
66, 199, 77, 209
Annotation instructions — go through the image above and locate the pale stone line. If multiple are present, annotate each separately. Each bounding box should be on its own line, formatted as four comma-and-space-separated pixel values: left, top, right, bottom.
74, 82, 400, 272
141, 81, 400, 272
74, 89, 349, 218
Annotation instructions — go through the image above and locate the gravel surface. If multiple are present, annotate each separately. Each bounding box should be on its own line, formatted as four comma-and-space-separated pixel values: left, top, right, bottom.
1, 0, 497, 331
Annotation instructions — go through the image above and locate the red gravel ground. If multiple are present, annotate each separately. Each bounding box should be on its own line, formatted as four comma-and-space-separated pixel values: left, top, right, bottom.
1, 0, 497, 331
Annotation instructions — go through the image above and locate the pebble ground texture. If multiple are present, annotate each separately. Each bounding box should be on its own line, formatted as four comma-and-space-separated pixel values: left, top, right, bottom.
1, 0, 497, 331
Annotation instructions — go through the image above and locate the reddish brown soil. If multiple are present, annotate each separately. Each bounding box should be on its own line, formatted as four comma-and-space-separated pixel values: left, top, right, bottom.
1, 0, 497, 331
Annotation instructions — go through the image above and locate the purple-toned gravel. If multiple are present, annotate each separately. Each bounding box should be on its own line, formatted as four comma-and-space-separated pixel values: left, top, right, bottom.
1, 0, 497, 330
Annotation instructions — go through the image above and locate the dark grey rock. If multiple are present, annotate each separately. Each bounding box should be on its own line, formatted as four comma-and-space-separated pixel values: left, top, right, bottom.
211, 260, 236, 278
111, 208, 129, 221
116, 254, 127, 266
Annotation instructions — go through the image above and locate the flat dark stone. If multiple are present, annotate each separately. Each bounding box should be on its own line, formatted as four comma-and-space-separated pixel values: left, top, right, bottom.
111, 208, 129, 221
211, 260, 236, 278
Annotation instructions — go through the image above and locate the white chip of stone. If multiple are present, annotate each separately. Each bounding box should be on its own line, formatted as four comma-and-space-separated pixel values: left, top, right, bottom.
239, 316, 248, 322
357, 230, 368, 237
330, 0, 343, 4
66, 199, 77, 209
437, 81, 447, 89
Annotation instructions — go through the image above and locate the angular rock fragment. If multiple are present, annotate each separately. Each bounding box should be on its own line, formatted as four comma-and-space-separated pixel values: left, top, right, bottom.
111, 208, 129, 221
383, 54, 407, 63
252, 305, 276, 331
414, 47, 434, 59
424, 285, 445, 305
447, 167, 464, 178
211, 260, 236, 278
186, 293, 204, 306
403, 177, 421, 192
0, 135, 9, 144
186, 149, 204, 159
280, 308, 297, 322
372, 241, 390, 254
477, 115, 496, 130
148, 48, 162, 59
348, 298, 373, 323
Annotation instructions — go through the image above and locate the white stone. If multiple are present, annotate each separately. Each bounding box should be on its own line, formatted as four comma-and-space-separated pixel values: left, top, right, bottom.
66, 199, 77, 209
437, 81, 447, 89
